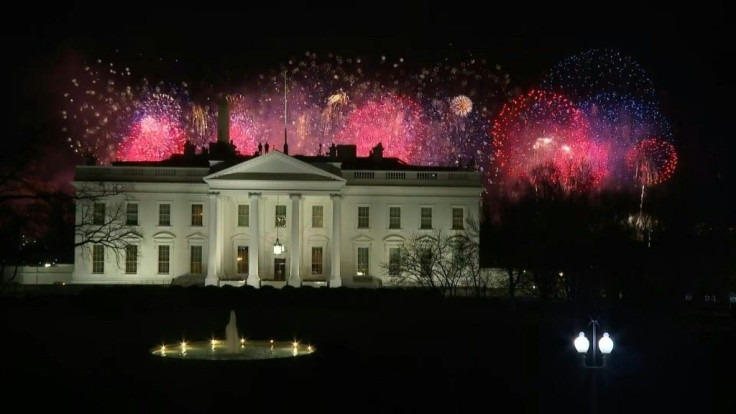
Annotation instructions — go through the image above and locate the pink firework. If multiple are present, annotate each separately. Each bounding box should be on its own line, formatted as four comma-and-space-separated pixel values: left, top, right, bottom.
116, 115, 186, 161
335, 94, 445, 164
226, 94, 260, 156
491, 89, 608, 192
626, 138, 677, 187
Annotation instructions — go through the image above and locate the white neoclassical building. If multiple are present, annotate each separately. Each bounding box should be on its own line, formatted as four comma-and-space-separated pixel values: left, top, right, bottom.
71, 140, 482, 288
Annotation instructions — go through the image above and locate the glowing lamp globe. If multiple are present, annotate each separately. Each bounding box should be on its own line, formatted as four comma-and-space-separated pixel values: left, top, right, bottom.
599, 333, 614, 354
574, 332, 590, 353
273, 239, 283, 255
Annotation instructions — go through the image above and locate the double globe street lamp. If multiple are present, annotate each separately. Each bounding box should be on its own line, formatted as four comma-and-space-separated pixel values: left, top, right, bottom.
574, 317, 614, 368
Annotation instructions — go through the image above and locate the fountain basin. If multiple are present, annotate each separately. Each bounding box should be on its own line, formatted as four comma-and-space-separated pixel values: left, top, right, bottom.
151, 339, 315, 361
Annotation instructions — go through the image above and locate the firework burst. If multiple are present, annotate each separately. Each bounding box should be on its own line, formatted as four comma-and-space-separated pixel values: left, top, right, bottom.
450, 95, 473, 117
116, 92, 188, 161
540, 48, 657, 104
491, 89, 608, 192
335, 94, 438, 163
626, 138, 678, 187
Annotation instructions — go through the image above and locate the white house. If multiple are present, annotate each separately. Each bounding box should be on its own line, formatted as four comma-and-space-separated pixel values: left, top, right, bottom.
71, 126, 482, 288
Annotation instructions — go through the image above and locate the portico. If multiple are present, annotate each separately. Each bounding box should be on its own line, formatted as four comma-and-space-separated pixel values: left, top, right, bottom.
203, 150, 346, 287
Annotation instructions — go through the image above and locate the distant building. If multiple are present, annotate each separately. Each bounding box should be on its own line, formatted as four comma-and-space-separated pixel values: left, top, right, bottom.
69, 100, 482, 288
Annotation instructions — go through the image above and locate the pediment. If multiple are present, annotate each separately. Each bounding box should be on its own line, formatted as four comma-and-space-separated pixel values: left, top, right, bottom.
153, 231, 176, 240
204, 151, 345, 183
352, 235, 374, 243
186, 232, 208, 240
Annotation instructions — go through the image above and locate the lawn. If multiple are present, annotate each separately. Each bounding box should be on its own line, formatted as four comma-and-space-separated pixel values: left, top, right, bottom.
1, 286, 733, 413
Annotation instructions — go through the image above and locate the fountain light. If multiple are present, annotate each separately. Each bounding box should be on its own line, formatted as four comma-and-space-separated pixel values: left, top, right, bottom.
151, 310, 316, 361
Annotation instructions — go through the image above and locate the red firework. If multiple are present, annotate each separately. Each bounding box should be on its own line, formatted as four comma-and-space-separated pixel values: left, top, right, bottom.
227, 95, 260, 156
116, 116, 187, 161
626, 138, 677, 186
335, 94, 434, 163
491, 89, 609, 192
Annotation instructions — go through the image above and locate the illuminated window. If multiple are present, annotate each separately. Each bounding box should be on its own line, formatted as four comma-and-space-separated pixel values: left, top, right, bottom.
92, 245, 104, 273
311, 247, 323, 275
191, 204, 203, 226
275, 205, 286, 227
158, 245, 170, 274
93, 203, 105, 225
126, 204, 138, 226
389, 207, 401, 229
452, 208, 464, 230
190, 245, 203, 274
420, 207, 432, 229
357, 247, 369, 276
388, 247, 400, 277
358, 206, 370, 228
312, 205, 323, 228
125, 245, 137, 274
159, 204, 171, 226
237, 246, 249, 274
238, 205, 249, 227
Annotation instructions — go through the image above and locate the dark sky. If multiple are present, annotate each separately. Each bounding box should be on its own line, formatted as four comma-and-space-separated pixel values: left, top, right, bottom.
4, 1, 731, 223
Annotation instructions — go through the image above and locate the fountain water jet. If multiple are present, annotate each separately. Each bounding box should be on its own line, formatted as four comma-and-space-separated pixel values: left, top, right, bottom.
224, 310, 240, 353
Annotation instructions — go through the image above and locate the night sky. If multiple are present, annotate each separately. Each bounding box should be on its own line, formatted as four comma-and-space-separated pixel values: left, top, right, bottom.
4, 1, 730, 224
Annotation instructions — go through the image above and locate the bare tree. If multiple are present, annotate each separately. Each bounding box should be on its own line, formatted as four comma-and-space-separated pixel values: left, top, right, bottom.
457, 215, 488, 296
74, 182, 142, 267
381, 216, 482, 296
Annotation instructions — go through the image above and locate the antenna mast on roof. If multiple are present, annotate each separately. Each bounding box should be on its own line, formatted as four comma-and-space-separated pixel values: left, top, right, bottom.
283, 70, 289, 155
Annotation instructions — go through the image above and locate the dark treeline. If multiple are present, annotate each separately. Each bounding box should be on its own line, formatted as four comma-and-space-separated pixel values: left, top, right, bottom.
483, 162, 736, 311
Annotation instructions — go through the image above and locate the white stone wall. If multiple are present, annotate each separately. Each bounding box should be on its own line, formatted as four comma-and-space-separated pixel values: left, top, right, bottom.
70, 156, 481, 287
3, 264, 74, 285
72, 182, 210, 284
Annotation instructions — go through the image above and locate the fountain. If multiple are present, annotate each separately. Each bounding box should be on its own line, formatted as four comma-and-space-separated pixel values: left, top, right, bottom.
151, 310, 315, 361
224, 310, 240, 353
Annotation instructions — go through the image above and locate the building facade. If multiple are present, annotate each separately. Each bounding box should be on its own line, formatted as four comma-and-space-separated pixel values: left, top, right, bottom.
71, 144, 482, 288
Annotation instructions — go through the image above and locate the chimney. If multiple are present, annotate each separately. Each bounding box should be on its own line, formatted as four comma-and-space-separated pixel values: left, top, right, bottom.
370, 142, 384, 161
329, 143, 337, 159
183, 140, 195, 157
217, 97, 229, 144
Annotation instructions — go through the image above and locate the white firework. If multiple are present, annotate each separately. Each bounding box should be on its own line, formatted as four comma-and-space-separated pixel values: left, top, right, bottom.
450, 95, 473, 117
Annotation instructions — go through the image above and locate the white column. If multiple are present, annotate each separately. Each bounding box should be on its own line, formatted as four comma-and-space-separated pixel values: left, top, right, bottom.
216, 195, 225, 277
288, 193, 302, 286
330, 193, 342, 287
247, 192, 261, 288
205, 192, 219, 286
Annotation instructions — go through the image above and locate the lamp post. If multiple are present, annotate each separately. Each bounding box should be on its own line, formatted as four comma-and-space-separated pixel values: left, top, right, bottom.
574, 318, 614, 414
573, 317, 614, 368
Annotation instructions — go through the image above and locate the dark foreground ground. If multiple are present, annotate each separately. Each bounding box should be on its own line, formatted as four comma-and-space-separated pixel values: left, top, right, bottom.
1, 286, 734, 413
